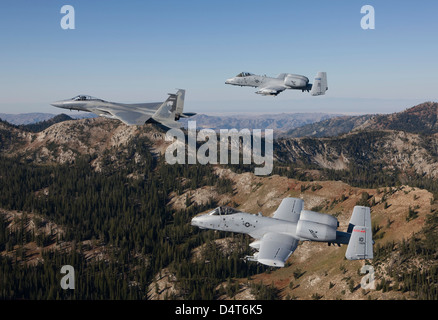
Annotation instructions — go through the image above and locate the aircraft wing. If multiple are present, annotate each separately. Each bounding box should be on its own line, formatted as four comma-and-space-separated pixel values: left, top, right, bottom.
272, 198, 303, 223
90, 107, 152, 126
257, 232, 299, 267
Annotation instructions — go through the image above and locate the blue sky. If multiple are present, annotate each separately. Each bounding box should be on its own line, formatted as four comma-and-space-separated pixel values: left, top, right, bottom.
0, 0, 437, 115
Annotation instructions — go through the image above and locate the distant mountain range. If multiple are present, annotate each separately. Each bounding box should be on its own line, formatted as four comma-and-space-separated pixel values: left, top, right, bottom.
285, 101, 438, 138
180, 112, 341, 132
0, 113, 56, 125
0, 112, 95, 125
1, 102, 437, 183
0, 112, 342, 135
2, 101, 436, 139
284, 114, 374, 138
275, 102, 438, 183
354, 101, 438, 135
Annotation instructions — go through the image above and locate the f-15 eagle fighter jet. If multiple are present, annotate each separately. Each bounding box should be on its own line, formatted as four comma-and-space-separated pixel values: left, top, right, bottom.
225, 71, 328, 96
191, 197, 373, 267
51, 89, 195, 129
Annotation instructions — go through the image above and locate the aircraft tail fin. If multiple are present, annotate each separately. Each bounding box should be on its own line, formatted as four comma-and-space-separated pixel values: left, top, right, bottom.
345, 206, 373, 260
175, 89, 185, 120
150, 89, 195, 129
151, 91, 180, 128
310, 72, 328, 96
177, 90, 196, 120
173, 89, 197, 120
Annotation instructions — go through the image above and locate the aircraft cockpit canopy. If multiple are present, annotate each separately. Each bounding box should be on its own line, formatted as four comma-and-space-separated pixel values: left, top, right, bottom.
71, 95, 101, 101
209, 206, 241, 216
236, 72, 254, 77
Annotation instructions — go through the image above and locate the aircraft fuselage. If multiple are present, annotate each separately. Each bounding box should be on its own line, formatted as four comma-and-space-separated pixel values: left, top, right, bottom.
191, 211, 299, 240
50, 95, 168, 124
225, 72, 327, 96
51, 99, 161, 114
225, 74, 309, 90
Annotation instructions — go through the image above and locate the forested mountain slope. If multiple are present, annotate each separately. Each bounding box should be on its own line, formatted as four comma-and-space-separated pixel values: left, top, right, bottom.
0, 107, 437, 300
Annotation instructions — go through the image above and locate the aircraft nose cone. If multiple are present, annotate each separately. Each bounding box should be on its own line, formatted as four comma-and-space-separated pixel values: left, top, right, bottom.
191, 215, 208, 228
50, 100, 64, 108
191, 216, 200, 226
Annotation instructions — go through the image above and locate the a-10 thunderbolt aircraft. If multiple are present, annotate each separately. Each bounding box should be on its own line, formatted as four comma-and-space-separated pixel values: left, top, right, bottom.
51, 89, 196, 129
225, 71, 328, 96
191, 197, 373, 267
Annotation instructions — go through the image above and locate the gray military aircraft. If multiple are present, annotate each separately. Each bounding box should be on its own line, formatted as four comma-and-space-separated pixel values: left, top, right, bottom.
191, 198, 373, 267
51, 89, 195, 128
225, 71, 328, 96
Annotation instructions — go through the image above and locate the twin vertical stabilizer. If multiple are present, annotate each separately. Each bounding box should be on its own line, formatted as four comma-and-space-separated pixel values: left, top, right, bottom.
310, 72, 328, 96
345, 206, 374, 260
151, 89, 193, 128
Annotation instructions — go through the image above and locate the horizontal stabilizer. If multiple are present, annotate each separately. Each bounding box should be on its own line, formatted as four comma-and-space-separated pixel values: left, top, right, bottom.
347, 206, 372, 232
179, 112, 197, 118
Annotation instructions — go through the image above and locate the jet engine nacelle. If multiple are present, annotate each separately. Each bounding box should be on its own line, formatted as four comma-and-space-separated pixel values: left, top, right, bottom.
296, 210, 338, 242
256, 88, 279, 96
284, 74, 309, 89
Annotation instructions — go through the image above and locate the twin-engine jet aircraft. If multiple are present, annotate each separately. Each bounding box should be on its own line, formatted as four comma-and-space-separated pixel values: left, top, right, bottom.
51, 89, 195, 129
225, 71, 328, 96
191, 198, 373, 267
